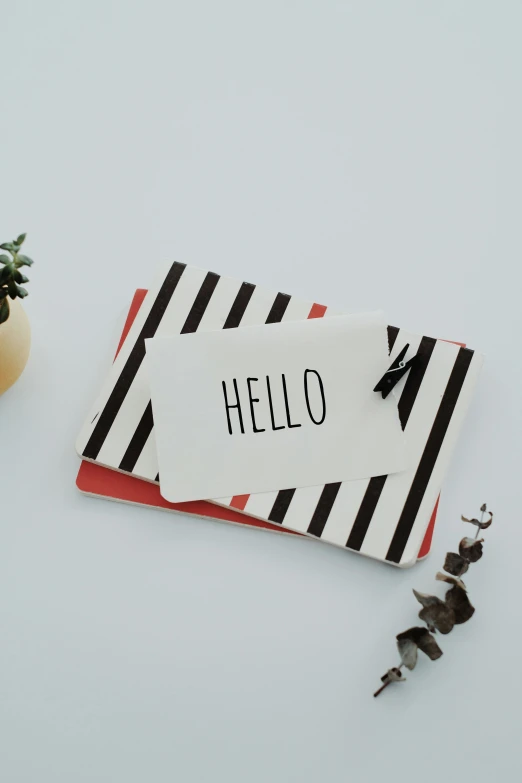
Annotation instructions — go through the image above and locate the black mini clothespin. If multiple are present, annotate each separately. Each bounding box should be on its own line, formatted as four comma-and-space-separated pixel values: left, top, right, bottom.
373, 343, 417, 399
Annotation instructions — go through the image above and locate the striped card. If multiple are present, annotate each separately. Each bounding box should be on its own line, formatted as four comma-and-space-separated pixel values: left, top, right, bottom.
76, 263, 482, 566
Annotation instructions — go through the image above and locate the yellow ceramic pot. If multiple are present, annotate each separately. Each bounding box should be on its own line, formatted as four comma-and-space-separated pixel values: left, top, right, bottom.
0, 298, 31, 395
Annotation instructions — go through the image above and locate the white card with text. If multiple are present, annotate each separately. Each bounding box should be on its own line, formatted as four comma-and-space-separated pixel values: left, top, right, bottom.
145, 312, 406, 503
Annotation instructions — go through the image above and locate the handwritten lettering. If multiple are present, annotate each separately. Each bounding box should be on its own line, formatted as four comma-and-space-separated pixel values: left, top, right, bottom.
222, 371, 326, 435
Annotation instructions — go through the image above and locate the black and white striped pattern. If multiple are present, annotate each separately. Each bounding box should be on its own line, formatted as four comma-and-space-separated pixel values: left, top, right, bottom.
217, 331, 482, 566
76, 262, 482, 567
76, 263, 318, 480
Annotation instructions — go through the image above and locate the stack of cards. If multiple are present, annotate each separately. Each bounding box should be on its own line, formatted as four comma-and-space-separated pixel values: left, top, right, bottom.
76, 264, 482, 567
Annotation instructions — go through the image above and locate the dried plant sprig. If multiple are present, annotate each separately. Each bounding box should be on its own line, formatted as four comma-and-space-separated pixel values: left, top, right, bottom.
0, 233, 33, 325
374, 503, 493, 698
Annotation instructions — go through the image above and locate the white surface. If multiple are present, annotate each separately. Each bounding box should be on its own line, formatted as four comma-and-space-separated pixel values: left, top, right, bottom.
147, 313, 405, 501
1, 2, 521, 781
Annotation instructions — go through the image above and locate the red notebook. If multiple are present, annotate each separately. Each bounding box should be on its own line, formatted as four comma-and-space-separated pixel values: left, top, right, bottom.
76, 289, 437, 558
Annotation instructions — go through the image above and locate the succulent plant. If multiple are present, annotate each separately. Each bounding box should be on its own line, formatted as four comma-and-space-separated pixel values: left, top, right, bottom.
0, 233, 33, 324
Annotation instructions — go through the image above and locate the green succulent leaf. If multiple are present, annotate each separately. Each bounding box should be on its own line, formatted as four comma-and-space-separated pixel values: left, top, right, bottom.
0, 265, 12, 284
0, 297, 10, 324
0, 238, 33, 304
7, 279, 18, 298
16, 254, 34, 267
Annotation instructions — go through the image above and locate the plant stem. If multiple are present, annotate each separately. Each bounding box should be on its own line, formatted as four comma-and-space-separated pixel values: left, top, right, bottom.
475, 508, 484, 540
373, 681, 391, 698
373, 664, 404, 698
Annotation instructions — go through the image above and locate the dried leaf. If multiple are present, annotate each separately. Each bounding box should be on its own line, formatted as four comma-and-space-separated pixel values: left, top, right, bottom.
443, 552, 469, 577
459, 536, 483, 563
374, 667, 406, 695
412, 590, 440, 608
445, 585, 475, 624
419, 605, 456, 634
412, 628, 443, 661
436, 572, 466, 590
461, 513, 493, 530
396, 635, 418, 670
413, 590, 456, 634
381, 667, 405, 684
397, 627, 443, 669
375, 504, 493, 697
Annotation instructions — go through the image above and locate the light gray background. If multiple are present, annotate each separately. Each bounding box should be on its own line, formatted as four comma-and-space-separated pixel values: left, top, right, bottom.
1, 2, 520, 781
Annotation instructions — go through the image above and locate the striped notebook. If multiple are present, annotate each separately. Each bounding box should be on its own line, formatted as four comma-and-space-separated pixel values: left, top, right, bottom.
77, 289, 300, 538
76, 288, 437, 560
76, 263, 482, 567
